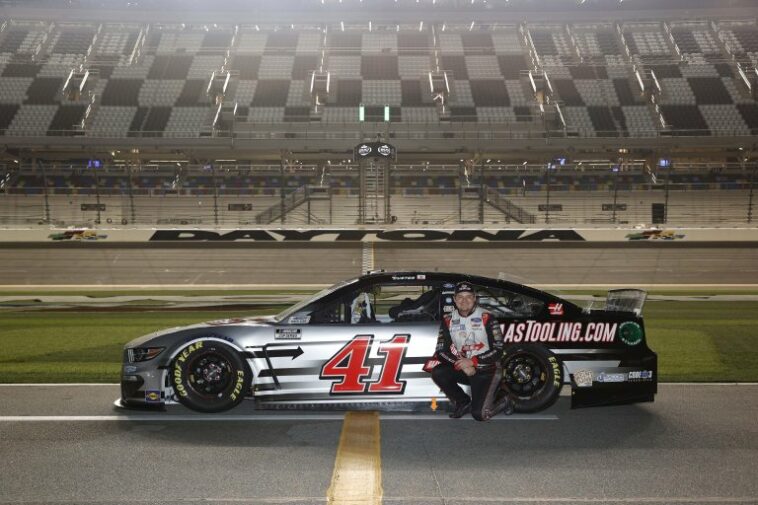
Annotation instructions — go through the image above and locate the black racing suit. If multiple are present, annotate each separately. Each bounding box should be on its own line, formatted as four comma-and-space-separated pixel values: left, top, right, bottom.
431, 306, 504, 420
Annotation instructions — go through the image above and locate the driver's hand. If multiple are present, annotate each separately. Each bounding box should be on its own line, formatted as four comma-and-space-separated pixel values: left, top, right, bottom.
461, 365, 476, 376
454, 358, 474, 371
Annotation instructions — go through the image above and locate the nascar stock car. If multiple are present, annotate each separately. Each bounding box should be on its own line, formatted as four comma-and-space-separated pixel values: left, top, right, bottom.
118, 271, 657, 413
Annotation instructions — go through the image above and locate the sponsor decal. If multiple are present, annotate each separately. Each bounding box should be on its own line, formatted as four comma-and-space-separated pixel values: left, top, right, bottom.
289, 315, 310, 325
123, 365, 137, 374
416, 274, 426, 280
392, 275, 416, 281
502, 321, 618, 344
548, 303, 564, 316
574, 369, 593, 387
49, 230, 108, 241
275, 328, 302, 340
422, 358, 440, 373
443, 304, 454, 313
626, 230, 685, 241
443, 283, 455, 289
461, 342, 485, 354
628, 370, 654, 381
595, 372, 626, 383
145, 390, 161, 403
618, 321, 643, 346
378, 144, 392, 156
148, 229, 588, 242
471, 317, 482, 323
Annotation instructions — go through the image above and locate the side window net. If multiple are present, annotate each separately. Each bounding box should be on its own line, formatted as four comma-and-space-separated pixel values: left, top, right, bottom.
476, 286, 544, 318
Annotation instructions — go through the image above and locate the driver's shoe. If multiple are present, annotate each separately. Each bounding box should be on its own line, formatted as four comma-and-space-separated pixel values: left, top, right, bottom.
490, 395, 515, 417
449, 399, 472, 419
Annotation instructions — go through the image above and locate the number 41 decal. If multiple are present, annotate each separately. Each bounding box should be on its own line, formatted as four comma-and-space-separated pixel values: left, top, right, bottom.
320, 334, 409, 395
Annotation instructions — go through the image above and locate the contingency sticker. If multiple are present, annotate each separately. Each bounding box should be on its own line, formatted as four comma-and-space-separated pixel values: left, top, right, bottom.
145, 390, 161, 403
275, 328, 302, 340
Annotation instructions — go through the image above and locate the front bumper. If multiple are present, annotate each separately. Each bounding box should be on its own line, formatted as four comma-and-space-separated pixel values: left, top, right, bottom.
120, 363, 169, 408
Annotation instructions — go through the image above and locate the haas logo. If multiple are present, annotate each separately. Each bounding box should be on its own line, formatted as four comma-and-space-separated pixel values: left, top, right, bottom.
548, 303, 564, 316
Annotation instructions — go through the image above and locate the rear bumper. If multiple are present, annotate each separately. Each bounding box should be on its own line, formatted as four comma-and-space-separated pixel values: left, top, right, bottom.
570, 352, 657, 408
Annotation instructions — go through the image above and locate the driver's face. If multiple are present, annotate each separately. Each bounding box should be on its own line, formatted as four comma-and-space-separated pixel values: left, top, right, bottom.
454, 292, 476, 314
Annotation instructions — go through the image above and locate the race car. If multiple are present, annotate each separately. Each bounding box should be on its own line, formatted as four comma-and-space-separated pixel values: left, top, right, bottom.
118, 271, 657, 413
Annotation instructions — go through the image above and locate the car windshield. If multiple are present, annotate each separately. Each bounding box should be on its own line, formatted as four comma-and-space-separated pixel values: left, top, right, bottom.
274, 277, 359, 322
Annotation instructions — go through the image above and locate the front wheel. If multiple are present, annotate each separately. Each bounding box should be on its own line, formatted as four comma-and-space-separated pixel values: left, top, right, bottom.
500, 344, 563, 413
171, 340, 251, 413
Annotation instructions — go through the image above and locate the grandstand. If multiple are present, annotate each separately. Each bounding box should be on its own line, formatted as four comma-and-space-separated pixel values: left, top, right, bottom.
0, 0, 757, 227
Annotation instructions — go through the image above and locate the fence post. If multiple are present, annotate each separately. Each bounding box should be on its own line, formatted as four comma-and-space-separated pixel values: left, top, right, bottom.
748, 159, 755, 224
37, 158, 51, 224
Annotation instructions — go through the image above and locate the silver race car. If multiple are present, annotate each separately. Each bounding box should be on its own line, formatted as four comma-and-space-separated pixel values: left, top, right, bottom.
119, 271, 657, 413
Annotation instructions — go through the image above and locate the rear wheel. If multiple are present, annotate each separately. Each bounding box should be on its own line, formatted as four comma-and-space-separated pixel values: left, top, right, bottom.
171, 340, 251, 413
500, 344, 563, 413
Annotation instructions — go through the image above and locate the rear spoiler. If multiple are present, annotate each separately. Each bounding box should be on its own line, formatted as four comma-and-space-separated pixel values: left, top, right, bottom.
605, 289, 648, 315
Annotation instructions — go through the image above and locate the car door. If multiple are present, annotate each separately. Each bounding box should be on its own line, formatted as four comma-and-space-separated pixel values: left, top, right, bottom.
333, 281, 444, 402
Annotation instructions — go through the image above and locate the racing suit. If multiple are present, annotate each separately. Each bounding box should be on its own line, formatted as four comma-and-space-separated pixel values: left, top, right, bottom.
431, 306, 504, 420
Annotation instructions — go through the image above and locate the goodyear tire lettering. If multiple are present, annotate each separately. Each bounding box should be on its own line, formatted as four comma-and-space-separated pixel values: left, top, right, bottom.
171, 340, 250, 413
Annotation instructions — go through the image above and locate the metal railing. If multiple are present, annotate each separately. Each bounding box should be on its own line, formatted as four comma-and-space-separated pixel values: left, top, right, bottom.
485, 188, 536, 224
1, 184, 756, 227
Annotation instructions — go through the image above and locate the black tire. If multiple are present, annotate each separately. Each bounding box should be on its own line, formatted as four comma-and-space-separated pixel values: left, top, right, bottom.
500, 344, 563, 413
171, 340, 251, 413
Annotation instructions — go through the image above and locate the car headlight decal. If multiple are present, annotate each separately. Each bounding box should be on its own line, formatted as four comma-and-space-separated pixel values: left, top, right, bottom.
128, 347, 165, 362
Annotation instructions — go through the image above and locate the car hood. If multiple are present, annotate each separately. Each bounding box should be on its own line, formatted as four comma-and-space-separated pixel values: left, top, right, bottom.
125, 314, 277, 348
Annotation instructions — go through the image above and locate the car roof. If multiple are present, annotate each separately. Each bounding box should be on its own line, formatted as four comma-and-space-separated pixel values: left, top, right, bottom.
356, 270, 563, 302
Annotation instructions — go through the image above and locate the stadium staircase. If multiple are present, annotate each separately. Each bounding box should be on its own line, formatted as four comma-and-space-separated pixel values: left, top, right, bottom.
485, 187, 536, 224
254, 185, 330, 224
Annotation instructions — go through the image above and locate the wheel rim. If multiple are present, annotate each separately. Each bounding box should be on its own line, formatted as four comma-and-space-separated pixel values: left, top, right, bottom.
502, 352, 548, 399
187, 352, 234, 398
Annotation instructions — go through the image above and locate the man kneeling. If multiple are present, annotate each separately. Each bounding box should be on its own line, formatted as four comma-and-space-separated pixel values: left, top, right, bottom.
431, 281, 514, 420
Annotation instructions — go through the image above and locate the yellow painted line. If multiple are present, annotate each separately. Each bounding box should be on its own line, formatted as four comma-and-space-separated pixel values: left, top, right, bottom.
327, 411, 382, 505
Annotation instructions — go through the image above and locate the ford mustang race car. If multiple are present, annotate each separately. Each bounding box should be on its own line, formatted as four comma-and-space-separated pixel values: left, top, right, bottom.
119, 271, 657, 413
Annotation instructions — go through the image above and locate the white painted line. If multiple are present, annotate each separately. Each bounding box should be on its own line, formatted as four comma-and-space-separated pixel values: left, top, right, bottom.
381, 497, 758, 503
4, 283, 758, 290
1, 382, 757, 387
0, 414, 556, 422
660, 382, 758, 386
0, 284, 330, 290
0, 383, 119, 387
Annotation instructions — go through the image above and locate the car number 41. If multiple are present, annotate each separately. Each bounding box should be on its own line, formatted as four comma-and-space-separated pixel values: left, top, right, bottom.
319, 334, 410, 394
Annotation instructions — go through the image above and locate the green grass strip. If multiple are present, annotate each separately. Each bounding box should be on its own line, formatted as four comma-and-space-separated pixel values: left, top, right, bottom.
0, 301, 756, 383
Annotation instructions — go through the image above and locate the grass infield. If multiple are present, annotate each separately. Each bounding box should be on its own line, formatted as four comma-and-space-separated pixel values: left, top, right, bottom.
0, 299, 756, 383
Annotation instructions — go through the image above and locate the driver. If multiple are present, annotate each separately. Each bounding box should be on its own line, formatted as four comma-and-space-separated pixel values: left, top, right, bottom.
431, 281, 514, 420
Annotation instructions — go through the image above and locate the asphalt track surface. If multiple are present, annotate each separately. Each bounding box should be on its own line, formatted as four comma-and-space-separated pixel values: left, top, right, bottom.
1, 243, 758, 285
1, 384, 757, 505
